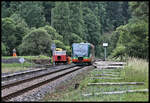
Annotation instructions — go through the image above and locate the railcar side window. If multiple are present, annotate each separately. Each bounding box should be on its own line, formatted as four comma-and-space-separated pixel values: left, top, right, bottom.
54, 51, 66, 55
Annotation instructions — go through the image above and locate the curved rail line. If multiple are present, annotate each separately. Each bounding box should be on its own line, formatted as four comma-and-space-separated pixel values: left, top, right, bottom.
2, 65, 88, 101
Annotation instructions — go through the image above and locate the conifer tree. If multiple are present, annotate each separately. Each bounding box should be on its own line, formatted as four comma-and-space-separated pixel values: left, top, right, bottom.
52, 2, 70, 45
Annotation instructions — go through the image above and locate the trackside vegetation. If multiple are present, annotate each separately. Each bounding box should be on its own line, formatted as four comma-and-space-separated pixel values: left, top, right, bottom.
42, 57, 148, 101
2, 55, 50, 73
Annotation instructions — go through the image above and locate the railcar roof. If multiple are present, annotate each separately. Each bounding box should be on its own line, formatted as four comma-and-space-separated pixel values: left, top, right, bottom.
73, 43, 90, 45
72, 43, 94, 47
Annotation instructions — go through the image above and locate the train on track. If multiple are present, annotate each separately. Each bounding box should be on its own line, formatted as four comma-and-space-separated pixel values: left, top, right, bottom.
53, 48, 68, 64
71, 43, 95, 65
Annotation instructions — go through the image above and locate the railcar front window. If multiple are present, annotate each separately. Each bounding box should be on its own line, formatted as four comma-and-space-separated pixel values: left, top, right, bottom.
73, 44, 88, 57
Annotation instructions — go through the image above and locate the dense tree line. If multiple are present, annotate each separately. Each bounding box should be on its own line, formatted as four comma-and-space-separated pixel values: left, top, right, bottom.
110, 1, 149, 60
1, 1, 148, 60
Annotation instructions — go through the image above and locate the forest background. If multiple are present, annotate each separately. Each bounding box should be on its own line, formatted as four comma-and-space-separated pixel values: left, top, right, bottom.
1, 1, 149, 60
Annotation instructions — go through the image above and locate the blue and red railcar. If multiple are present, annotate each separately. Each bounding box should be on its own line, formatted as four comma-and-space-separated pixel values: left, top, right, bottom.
72, 43, 95, 65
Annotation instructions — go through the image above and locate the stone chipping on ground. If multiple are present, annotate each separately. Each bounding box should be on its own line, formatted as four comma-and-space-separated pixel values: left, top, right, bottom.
9, 66, 94, 102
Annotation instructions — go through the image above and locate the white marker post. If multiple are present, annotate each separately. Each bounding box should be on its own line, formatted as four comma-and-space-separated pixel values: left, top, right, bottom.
51, 43, 56, 66
19, 57, 25, 69
103, 43, 108, 61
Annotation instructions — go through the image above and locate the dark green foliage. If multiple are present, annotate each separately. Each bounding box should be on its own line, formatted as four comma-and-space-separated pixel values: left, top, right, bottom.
10, 13, 29, 46
42, 2, 55, 25
82, 7, 101, 57
1, 1, 12, 18
121, 1, 131, 24
17, 1, 46, 28
112, 20, 148, 59
52, 2, 70, 45
2, 43, 7, 56
111, 44, 126, 58
129, 2, 149, 22
127, 21, 148, 58
54, 40, 65, 50
69, 2, 84, 38
69, 33, 83, 46
82, 7, 101, 46
97, 32, 116, 58
98, 3, 107, 34
105, 2, 124, 31
53, 40, 71, 55
65, 46, 71, 56
111, 1, 148, 59
41, 25, 63, 41
18, 28, 52, 56
2, 18, 21, 55
2, 1, 147, 60
2, 1, 46, 28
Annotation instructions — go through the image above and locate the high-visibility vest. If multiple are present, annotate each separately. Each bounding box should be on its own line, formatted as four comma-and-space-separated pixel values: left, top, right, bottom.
13, 53, 17, 57
68, 56, 71, 64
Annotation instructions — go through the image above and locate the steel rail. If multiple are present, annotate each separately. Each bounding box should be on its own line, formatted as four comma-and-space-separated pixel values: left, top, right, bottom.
2, 66, 86, 101
2, 65, 77, 89
2, 64, 75, 81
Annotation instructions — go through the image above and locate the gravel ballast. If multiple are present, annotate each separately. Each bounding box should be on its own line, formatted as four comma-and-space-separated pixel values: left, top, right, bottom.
8, 66, 94, 102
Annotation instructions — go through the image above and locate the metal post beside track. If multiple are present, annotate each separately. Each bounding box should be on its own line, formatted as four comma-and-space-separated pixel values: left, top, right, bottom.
104, 47, 106, 61
51, 43, 56, 67
53, 50, 55, 66
103, 43, 108, 61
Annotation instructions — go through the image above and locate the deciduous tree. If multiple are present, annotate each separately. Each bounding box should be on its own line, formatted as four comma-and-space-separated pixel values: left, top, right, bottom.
18, 28, 52, 56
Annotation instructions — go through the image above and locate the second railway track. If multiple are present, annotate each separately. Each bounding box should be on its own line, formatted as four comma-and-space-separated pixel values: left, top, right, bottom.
2, 64, 76, 89
2, 64, 76, 82
2, 65, 91, 101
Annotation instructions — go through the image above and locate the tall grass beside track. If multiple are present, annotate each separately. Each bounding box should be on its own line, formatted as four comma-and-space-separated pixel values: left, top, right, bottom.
123, 57, 148, 87
2, 62, 35, 73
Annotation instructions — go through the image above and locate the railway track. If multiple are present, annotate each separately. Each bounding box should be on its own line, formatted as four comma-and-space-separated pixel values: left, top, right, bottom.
2, 64, 77, 89
2, 65, 89, 101
2, 64, 75, 82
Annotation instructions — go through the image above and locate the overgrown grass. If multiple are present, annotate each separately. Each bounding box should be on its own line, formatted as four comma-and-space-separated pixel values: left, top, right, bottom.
42, 57, 148, 101
123, 57, 148, 87
2, 55, 51, 73
2, 62, 35, 73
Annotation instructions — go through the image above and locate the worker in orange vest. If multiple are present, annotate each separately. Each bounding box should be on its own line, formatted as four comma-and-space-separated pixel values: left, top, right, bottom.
67, 56, 71, 64
13, 48, 17, 57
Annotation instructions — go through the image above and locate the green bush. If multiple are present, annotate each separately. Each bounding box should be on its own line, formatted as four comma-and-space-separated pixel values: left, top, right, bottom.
111, 44, 126, 58
69, 33, 83, 46
54, 40, 66, 50
2, 43, 7, 56
41, 25, 63, 42
18, 28, 52, 56
65, 45, 71, 56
